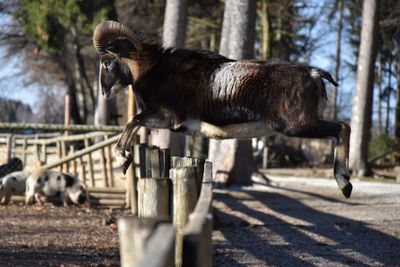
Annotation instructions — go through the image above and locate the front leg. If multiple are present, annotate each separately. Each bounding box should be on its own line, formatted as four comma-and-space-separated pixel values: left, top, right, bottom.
115, 110, 176, 173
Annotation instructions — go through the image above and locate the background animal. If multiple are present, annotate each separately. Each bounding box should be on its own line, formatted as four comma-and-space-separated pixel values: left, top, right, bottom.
25, 170, 87, 206
0, 158, 23, 178
0, 171, 30, 205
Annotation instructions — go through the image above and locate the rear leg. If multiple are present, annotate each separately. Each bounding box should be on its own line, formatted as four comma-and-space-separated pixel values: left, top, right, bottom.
333, 122, 351, 197
287, 119, 352, 198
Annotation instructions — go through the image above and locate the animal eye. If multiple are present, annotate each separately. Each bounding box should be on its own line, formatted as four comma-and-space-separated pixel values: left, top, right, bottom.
103, 60, 115, 70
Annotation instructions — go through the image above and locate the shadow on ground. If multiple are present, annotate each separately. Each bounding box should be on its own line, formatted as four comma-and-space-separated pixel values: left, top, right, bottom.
213, 186, 400, 267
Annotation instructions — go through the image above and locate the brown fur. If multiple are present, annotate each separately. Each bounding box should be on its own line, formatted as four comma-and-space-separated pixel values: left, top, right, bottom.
93, 21, 352, 198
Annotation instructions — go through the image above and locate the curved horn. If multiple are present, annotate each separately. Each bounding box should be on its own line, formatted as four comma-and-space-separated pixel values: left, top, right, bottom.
93, 20, 145, 54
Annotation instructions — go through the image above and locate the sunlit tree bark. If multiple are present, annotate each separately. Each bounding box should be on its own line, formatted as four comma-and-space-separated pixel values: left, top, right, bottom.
349, 0, 379, 176
209, 0, 256, 185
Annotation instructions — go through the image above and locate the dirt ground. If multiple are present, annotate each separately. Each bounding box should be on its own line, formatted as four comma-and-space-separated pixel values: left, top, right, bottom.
213, 174, 400, 267
1, 173, 399, 267
0, 205, 121, 266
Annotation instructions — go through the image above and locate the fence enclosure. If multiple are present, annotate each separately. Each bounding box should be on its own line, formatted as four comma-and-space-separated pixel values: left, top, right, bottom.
0, 124, 130, 208
0, 124, 213, 266
119, 145, 213, 267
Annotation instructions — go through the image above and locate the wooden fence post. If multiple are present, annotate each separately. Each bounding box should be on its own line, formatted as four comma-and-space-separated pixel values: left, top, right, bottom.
170, 166, 199, 267
137, 224, 176, 267
118, 217, 159, 267
138, 178, 169, 218
137, 146, 170, 218
56, 141, 63, 172
61, 140, 68, 172
70, 145, 77, 176
84, 138, 95, 187
182, 161, 213, 267
6, 134, 13, 162
22, 138, 27, 166
263, 147, 269, 169
126, 145, 138, 215
78, 156, 86, 184
100, 147, 109, 187
106, 142, 114, 187
172, 156, 204, 197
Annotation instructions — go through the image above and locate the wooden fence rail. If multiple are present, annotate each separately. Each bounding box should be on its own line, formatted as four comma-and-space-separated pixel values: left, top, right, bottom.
0, 122, 123, 132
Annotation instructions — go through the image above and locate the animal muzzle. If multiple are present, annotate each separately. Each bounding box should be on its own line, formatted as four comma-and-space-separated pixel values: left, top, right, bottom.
78, 193, 87, 204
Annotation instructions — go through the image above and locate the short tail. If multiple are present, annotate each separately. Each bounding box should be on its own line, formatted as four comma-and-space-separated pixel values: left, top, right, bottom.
312, 68, 339, 87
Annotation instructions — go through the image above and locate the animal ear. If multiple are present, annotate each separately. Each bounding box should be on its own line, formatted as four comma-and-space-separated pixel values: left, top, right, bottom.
106, 38, 137, 57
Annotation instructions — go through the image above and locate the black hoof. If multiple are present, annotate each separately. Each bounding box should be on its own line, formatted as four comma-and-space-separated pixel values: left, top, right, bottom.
121, 155, 133, 175
335, 174, 352, 198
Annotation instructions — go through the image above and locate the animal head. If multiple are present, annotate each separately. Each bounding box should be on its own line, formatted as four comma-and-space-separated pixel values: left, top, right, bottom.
68, 184, 87, 205
93, 20, 159, 99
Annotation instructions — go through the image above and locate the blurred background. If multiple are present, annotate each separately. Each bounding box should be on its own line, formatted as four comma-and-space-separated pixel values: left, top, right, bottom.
0, 0, 399, 184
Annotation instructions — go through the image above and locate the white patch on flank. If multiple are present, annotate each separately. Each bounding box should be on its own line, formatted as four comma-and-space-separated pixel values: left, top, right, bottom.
210, 62, 242, 100
180, 119, 276, 139
310, 68, 320, 78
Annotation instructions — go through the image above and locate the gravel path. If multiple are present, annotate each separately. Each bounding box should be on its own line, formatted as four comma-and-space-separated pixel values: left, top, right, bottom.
213, 174, 400, 266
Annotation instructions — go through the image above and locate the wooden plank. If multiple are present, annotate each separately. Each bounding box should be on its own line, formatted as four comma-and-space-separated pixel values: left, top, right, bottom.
87, 187, 125, 194
61, 140, 68, 172
70, 145, 78, 176
150, 148, 161, 178
84, 138, 95, 187
89, 192, 126, 199
139, 144, 147, 178
8, 134, 14, 160
22, 138, 27, 166
263, 147, 269, 169
126, 146, 138, 214
182, 215, 212, 267
106, 141, 114, 187
40, 135, 119, 171
56, 141, 61, 172
90, 198, 125, 206
100, 147, 109, 187
29, 131, 116, 145
137, 224, 176, 267
138, 178, 169, 218
78, 156, 86, 184
118, 217, 159, 267
160, 148, 171, 178
34, 140, 41, 167
41, 144, 48, 165
0, 122, 123, 132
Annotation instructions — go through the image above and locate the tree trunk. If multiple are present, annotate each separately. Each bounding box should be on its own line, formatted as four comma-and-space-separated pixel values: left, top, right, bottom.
55, 53, 82, 125
71, 26, 96, 116
385, 56, 392, 135
162, 0, 187, 47
209, 0, 256, 185
258, 0, 270, 60
349, 0, 379, 176
150, 0, 187, 156
377, 53, 383, 134
332, 0, 344, 121
395, 50, 400, 164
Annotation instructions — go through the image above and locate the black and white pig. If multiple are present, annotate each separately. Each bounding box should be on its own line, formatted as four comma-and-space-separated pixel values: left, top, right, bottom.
0, 171, 30, 204
25, 170, 87, 206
